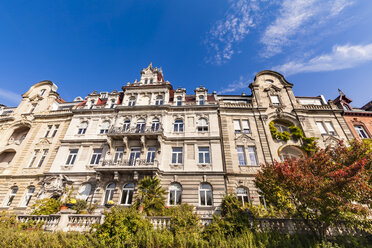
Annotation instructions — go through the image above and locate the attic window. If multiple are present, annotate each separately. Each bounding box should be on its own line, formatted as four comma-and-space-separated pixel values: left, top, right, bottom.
40, 89, 46, 96
144, 79, 148, 84
150, 79, 153, 84
265, 79, 274, 84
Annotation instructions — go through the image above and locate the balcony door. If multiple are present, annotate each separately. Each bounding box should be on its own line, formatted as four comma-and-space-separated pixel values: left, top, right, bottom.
129, 147, 141, 166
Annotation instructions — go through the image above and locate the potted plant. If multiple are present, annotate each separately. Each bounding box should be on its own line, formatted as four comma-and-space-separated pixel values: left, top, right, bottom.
105, 200, 114, 208
66, 198, 76, 208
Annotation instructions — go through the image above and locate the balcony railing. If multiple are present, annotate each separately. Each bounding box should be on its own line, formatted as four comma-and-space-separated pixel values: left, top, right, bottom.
108, 125, 163, 136
101, 159, 159, 167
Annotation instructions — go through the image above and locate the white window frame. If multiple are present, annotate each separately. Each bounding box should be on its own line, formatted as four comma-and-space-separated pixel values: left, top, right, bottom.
136, 119, 146, 133
270, 95, 280, 106
168, 183, 182, 206
354, 125, 369, 139
129, 147, 141, 166
51, 124, 59, 137
146, 147, 156, 163
233, 120, 241, 133
174, 119, 184, 132
237, 187, 249, 206
128, 97, 136, 106
237, 146, 246, 166
151, 118, 160, 131
103, 183, 116, 204
120, 183, 134, 206
37, 149, 48, 167
198, 147, 210, 164
197, 118, 208, 132
176, 96, 182, 106
123, 119, 131, 131
199, 95, 205, 105
100, 121, 110, 134
90, 148, 102, 165
78, 122, 88, 135
242, 120, 250, 133
5, 187, 18, 207
44, 125, 52, 137
171, 147, 183, 164
20, 186, 35, 207
27, 149, 39, 168
66, 149, 78, 165
114, 147, 124, 163
155, 95, 164, 105
199, 183, 213, 206
247, 146, 258, 166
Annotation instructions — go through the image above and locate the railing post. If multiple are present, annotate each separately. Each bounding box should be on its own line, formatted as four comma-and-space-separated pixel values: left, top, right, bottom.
56, 212, 70, 232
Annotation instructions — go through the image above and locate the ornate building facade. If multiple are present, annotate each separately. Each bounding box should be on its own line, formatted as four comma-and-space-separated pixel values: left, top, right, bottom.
0, 65, 360, 216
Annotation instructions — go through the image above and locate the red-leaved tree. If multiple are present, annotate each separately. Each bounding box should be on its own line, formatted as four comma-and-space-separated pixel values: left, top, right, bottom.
255, 139, 372, 238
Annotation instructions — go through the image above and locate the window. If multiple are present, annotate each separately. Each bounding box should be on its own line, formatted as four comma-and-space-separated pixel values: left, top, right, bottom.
258, 189, 267, 209
317, 121, 336, 135
174, 119, 184, 132
123, 119, 131, 131
90, 100, 95, 109
66, 149, 78, 165
144, 79, 148, 84
151, 118, 160, 131
90, 149, 102, 164
237, 146, 246, 165
247, 147, 257, 166
324, 121, 336, 135
5, 187, 18, 207
27, 150, 39, 168
355, 125, 369, 139
274, 123, 289, 133
21, 186, 35, 207
30, 103, 37, 113
198, 147, 210, 164
100, 121, 110, 134
110, 99, 115, 108
343, 104, 351, 111
114, 147, 124, 163
270, 95, 280, 106
121, 183, 134, 205
40, 89, 46, 96
136, 119, 146, 133
146, 147, 156, 163
197, 118, 208, 132
199, 95, 205, 105
77, 184, 91, 201
233, 120, 241, 133
150, 79, 153, 84
280, 146, 304, 160
155, 95, 164, 105
129, 147, 141, 166
78, 122, 88, 134
199, 183, 213, 206
316, 121, 326, 134
169, 183, 182, 206
242, 120, 250, 133
128, 97, 136, 106
37, 149, 48, 167
171, 147, 183, 164
104, 183, 115, 204
51, 125, 59, 137
237, 187, 249, 206
176, 96, 182, 106
45, 125, 52, 137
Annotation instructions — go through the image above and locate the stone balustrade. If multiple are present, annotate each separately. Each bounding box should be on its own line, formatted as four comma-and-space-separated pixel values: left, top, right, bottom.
146, 216, 171, 229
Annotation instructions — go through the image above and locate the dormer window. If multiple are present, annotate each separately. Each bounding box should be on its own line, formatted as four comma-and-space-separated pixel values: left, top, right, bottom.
29, 104, 37, 113
100, 92, 108, 99
110, 99, 115, 108
40, 89, 46, 96
128, 97, 136, 106
150, 79, 153, 84
176, 96, 182, 106
199, 95, 205, 105
270, 95, 280, 106
265, 79, 274, 84
144, 79, 148, 84
90, 100, 95, 109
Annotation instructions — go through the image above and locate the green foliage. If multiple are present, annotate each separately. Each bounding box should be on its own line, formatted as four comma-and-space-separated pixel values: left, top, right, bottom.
93, 206, 152, 247
31, 198, 62, 215
269, 121, 318, 154
168, 204, 200, 234
136, 176, 166, 216
71, 199, 88, 214
255, 139, 372, 239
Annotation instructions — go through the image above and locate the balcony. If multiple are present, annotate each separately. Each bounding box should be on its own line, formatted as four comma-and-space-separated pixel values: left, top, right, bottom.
95, 159, 159, 172
107, 125, 163, 138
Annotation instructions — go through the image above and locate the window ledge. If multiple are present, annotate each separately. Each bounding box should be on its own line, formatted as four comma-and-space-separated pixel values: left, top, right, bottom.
196, 206, 214, 210
13, 207, 27, 210
61, 165, 73, 170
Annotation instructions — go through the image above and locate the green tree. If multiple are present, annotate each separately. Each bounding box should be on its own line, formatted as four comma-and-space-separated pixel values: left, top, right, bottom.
31, 198, 62, 215
255, 139, 372, 239
136, 176, 166, 216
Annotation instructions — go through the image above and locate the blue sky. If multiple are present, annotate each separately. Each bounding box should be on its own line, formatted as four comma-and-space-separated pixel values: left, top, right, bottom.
0, 0, 371, 107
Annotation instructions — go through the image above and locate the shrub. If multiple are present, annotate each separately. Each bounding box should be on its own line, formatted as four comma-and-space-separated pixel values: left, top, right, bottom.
31, 198, 62, 215
71, 199, 88, 214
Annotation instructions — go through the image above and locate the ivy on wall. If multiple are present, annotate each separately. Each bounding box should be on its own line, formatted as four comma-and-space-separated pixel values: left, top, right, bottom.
269, 121, 317, 154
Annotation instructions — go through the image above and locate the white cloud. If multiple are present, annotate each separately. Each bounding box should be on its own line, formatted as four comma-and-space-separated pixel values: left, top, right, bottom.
204, 0, 261, 65
272, 43, 372, 75
261, 0, 353, 57
0, 88, 21, 105
218, 75, 250, 94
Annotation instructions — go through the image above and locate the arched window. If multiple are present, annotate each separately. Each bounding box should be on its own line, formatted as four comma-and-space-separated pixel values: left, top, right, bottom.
174, 119, 184, 132
100, 121, 110, 134
155, 95, 164, 105
5, 186, 18, 207
78, 122, 88, 134
199, 95, 205, 105
9, 126, 30, 145
136, 119, 146, 133
123, 119, 131, 131
199, 183, 213, 206
128, 97, 136, 107
0, 150, 16, 166
151, 118, 160, 131
104, 183, 116, 204
169, 183, 182, 206
237, 187, 249, 206
21, 186, 35, 207
197, 118, 208, 132
77, 184, 92, 201
121, 183, 134, 205
280, 145, 304, 161
176, 96, 182, 106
